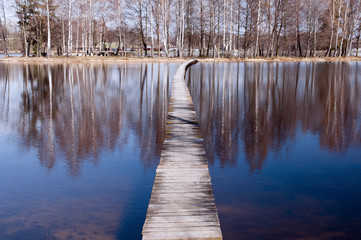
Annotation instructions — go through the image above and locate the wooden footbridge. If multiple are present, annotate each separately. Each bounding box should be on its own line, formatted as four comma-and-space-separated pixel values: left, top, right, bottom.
142, 60, 223, 240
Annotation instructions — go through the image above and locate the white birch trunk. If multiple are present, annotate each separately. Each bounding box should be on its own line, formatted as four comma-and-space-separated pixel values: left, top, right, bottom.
99, 22, 103, 52
223, 0, 226, 57
255, 0, 261, 57
161, 0, 169, 57
76, 5, 80, 55
85, 13, 88, 56
118, 0, 122, 55
150, 2, 154, 57
328, 0, 335, 56
23, 20, 28, 57
82, 17, 85, 54
67, 0, 72, 57
313, 18, 317, 57
339, 0, 348, 56
46, 0, 51, 58
334, 0, 342, 56
62, 17, 65, 55
88, 0, 93, 54
229, 0, 233, 56
180, 0, 185, 58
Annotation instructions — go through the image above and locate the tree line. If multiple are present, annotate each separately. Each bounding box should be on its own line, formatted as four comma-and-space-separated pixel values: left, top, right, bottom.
0, 0, 361, 58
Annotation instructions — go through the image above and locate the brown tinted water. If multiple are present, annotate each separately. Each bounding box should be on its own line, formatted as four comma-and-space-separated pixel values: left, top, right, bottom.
0, 62, 178, 239
186, 62, 361, 239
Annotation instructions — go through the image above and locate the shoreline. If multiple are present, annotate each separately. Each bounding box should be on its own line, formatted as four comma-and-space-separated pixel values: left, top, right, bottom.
1, 56, 361, 64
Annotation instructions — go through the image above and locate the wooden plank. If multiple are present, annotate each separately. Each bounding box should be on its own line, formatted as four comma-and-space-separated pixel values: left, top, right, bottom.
142, 60, 222, 240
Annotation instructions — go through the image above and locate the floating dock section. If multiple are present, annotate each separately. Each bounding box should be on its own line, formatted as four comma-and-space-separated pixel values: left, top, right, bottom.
142, 60, 222, 240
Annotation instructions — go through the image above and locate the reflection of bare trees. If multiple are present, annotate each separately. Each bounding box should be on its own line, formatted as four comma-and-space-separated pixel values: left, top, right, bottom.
187, 62, 361, 172
0, 63, 172, 176
305, 62, 361, 152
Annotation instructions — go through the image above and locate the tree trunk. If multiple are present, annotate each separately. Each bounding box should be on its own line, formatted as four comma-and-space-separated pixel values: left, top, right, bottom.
223, 0, 226, 57
327, 0, 335, 57
255, 0, 261, 57
180, 0, 185, 58
229, 1, 233, 57
88, 0, 93, 54
356, 35, 360, 57
161, 0, 169, 57
237, 0, 241, 53
62, 16, 65, 56
23, 14, 28, 57
99, 19, 103, 52
200, 0, 204, 57
150, 4, 155, 57
296, 3, 302, 57
139, 2, 147, 57
334, 1, 342, 56
76, 6, 80, 55
339, 1, 348, 56
85, 14, 88, 57
67, 0, 72, 57
243, 1, 249, 58
117, 0, 122, 55
1, 0, 9, 56
313, 19, 317, 57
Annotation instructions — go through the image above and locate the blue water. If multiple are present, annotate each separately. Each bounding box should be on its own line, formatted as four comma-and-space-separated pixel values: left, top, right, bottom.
187, 62, 361, 239
0, 53, 22, 58
0, 63, 178, 239
1, 61, 361, 240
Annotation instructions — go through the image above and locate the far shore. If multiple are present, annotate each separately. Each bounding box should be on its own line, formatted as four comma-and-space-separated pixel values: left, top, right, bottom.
1, 56, 361, 64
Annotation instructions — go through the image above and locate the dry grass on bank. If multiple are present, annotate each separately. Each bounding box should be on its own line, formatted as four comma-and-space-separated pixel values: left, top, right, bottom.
1, 56, 361, 64
199, 56, 361, 62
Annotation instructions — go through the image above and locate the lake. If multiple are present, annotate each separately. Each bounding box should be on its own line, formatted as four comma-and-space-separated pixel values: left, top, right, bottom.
0, 53, 23, 58
0, 61, 360, 240
0, 62, 178, 239
186, 62, 361, 239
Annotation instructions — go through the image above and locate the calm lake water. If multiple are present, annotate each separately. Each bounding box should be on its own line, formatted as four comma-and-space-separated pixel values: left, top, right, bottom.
0, 61, 360, 240
0, 62, 178, 239
186, 62, 361, 239
0, 53, 23, 58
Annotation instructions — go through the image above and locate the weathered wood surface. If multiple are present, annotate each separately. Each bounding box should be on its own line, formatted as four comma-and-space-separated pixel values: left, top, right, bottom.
142, 60, 222, 240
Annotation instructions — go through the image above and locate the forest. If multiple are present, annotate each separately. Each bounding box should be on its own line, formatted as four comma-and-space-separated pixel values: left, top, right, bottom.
0, 0, 361, 58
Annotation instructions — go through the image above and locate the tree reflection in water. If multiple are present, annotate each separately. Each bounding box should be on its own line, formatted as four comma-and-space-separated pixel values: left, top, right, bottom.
187, 62, 361, 172
0, 63, 173, 176
0, 62, 178, 239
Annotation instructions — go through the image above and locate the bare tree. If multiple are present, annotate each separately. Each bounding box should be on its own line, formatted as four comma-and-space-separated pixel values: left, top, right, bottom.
7, 0, 361, 59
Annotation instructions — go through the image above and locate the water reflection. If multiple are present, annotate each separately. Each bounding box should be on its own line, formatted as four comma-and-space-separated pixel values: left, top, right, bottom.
187, 62, 361, 172
0, 62, 176, 240
0, 63, 172, 176
187, 62, 361, 239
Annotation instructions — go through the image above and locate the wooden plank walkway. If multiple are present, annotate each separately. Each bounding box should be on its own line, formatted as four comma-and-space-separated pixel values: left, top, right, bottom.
142, 60, 222, 240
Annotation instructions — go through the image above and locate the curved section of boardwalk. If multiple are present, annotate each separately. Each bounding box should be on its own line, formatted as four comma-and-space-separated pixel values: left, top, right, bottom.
142, 60, 222, 240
